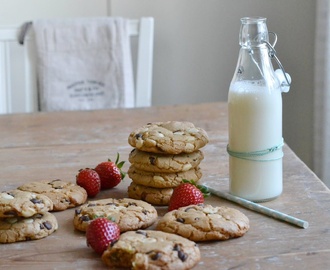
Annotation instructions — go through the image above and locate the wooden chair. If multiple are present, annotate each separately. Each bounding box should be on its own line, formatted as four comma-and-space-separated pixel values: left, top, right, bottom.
0, 17, 154, 114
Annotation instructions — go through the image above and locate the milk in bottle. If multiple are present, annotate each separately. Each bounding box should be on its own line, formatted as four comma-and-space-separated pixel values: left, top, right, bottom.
228, 17, 290, 202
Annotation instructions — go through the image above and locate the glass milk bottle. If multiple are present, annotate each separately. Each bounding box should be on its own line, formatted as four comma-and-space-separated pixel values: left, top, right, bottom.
228, 17, 291, 202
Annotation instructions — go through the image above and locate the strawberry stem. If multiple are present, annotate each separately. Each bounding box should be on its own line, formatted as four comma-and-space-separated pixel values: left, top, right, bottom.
182, 179, 210, 198
108, 153, 126, 180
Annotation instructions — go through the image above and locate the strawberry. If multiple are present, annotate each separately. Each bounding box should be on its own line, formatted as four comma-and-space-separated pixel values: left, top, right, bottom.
76, 168, 101, 197
168, 179, 210, 211
94, 153, 126, 190
86, 217, 120, 255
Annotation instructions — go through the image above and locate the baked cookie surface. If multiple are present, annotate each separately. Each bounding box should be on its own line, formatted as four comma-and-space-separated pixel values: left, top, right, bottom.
102, 230, 201, 270
156, 204, 250, 242
0, 212, 58, 243
128, 148, 204, 173
0, 190, 53, 218
128, 165, 202, 188
128, 121, 209, 154
127, 182, 173, 206
18, 179, 87, 211
73, 198, 157, 232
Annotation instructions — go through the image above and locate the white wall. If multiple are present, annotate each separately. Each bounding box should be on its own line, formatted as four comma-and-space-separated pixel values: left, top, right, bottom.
0, 0, 317, 174
110, 0, 316, 172
0, 0, 109, 24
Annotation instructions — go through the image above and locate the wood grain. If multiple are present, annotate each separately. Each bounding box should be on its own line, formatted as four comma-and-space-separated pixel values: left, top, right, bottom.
0, 102, 329, 269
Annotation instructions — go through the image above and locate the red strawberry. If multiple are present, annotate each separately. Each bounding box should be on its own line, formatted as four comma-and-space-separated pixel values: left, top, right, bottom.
76, 168, 101, 197
168, 179, 210, 211
86, 217, 120, 255
94, 153, 126, 189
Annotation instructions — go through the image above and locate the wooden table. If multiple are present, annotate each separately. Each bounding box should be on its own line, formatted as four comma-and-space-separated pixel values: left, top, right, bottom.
0, 102, 329, 269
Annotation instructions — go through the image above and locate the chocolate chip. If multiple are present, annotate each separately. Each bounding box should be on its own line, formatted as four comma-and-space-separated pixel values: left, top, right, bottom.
142, 210, 148, 215
60, 198, 69, 203
178, 250, 188, 262
149, 156, 156, 165
79, 215, 90, 222
136, 230, 147, 236
75, 209, 81, 215
3, 210, 17, 216
173, 244, 188, 262
184, 207, 194, 212
106, 203, 118, 206
30, 198, 42, 204
135, 133, 143, 140
43, 221, 53, 230
149, 251, 162, 260
173, 244, 180, 251
128, 202, 137, 207
176, 218, 185, 223
87, 203, 96, 207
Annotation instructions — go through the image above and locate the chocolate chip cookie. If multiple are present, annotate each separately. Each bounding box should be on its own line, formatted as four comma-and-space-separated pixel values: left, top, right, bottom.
127, 182, 173, 206
128, 121, 209, 154
0, 212, 58, 243
102, 230, 201, 269
18, 179, 87, 211
0, 190, 53, 218
129, 148, 204, 173
73, 198, 157, 232
156, 204, 250, 241
128, 165, 202, 188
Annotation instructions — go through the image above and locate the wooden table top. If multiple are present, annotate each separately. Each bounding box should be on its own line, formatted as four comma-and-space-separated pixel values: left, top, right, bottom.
0, 102, 329, 269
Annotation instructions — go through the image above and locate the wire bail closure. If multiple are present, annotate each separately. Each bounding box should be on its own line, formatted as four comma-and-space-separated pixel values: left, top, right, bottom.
263, 32, 291, 90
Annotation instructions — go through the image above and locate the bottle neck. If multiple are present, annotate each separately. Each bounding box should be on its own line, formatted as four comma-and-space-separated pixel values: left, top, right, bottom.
239, 17, 269, 48
232, 45, 279, 89
232, 17, 280, 89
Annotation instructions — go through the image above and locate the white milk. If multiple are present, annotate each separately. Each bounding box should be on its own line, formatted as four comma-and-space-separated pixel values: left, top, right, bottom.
228, 81, 283, 202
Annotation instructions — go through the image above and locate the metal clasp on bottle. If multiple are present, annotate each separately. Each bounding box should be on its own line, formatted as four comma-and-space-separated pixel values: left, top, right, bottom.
263, 32, 291, 92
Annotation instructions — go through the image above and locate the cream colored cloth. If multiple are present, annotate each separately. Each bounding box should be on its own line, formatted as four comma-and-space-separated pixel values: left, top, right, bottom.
33, 17, 134, 111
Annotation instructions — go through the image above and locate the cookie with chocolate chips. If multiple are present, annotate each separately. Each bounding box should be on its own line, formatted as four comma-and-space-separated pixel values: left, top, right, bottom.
0, 190, 53, 218
128, 121, 209, 154
102, 230, 200, 269
156, 204, 250, 242
128, 165, 202, 188
73, 198, 157, 232
127, 182, 173, 206
0, 212, 58, 243
17, 179, 87, 211
129, 148, 204, 173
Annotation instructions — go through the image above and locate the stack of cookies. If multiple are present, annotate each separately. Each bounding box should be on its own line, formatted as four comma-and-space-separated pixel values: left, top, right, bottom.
0, 189, 58, 243
127, 121, 209, 206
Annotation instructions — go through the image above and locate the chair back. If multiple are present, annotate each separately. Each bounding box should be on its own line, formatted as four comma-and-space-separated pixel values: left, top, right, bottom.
0, 17, 154, 114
